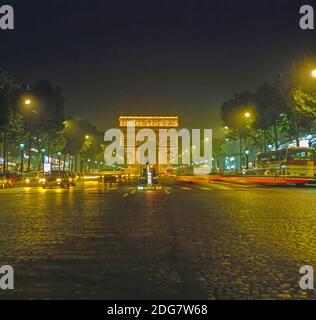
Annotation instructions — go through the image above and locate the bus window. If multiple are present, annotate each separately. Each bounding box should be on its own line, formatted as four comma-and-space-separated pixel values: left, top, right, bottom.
288, 149, 314, 161
261, 153, 270, 163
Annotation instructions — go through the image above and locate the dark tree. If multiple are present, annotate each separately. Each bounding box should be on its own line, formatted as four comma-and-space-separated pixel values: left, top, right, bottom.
254, 83, 288, 150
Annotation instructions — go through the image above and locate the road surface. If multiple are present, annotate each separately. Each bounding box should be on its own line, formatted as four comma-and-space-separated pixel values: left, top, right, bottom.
0, 178, 316, 299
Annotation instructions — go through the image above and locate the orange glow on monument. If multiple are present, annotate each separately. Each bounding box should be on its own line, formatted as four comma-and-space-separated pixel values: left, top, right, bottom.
103, 116, 213, 174
119, 116, 179, 128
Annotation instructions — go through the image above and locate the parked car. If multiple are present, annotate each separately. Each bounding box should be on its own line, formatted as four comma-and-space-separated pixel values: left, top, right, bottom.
68, 172, 77, 186
103, 174, 118, 182
0, 172, 19, 188
18, 172, 45, 187
42, 171, 73, 189
0, 174, 6, 189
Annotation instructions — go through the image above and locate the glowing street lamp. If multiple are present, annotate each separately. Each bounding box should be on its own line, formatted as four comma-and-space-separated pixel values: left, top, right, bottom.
41, 148, 46, 173
19, 144, 25, 173
24, 98, 39, 115
244, 112, 251, 119
311, 69, 316, 78
245, 150, 250, 170
57, 152, 62, 170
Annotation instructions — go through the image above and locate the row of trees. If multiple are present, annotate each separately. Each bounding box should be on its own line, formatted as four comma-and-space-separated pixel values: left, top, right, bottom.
0, 78, 104, 172
221, 64, 316, 154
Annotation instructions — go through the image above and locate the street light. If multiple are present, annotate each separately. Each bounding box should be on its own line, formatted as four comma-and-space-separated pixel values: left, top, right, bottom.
57, 152, 62, 171
311, 69, 316, 78
19, 144, 25, 173
23, 98, 38, 172
41, 148, 46, 173
244, 112, 251, 119
24, 98, 38, 113
245, 150, 250, 170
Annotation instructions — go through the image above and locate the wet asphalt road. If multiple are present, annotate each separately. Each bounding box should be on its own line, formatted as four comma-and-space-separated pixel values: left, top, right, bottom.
1, 178, 316, 300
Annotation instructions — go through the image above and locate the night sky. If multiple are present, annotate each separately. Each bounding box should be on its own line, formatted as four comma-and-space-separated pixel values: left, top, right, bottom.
1, 0, 315, 133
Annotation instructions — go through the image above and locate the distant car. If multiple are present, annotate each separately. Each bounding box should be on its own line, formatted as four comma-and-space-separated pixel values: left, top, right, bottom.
137, 164, 161, 190
68, 172, 77, 186
18, 172, 44, 187
0, 172, 19, 188
42, 171, 72, 189
103, 175, 118, 182
0, 174, 6, 189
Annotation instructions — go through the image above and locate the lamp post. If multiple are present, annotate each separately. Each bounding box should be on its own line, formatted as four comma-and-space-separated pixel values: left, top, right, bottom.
41, 148, 46, 173
244, 112, 251, 119
27, 136, 32, 172
2, 132, 8, 172
242, 112, 252, 170
23, 99, 36, 172
57, 152, 62, 171
19, 144, 25, 173
245, 150, 250, 170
